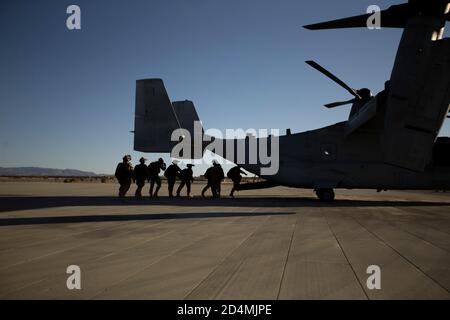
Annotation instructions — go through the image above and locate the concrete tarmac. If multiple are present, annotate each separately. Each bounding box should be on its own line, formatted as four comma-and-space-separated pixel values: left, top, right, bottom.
0, 181, 449, 299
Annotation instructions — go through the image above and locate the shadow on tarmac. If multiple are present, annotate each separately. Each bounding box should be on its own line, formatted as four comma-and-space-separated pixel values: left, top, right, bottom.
1, 195, 449, 213
0, 210, 296, 226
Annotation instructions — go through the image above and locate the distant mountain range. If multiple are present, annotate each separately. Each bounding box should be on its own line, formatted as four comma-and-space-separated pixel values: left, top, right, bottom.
0, 167, 97, 176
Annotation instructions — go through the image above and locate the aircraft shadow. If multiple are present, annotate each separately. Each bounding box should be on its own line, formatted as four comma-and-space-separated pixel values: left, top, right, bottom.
0, 211, 295, 226
0, 196, 449, 213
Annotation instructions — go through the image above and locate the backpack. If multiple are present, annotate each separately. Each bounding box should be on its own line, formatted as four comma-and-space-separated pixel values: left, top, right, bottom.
148, 161, 158, 176
227, 166, 238, 179
164, 164, 178, 178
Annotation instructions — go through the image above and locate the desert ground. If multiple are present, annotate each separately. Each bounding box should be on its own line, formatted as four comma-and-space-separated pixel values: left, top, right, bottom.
0, 180, 449, 299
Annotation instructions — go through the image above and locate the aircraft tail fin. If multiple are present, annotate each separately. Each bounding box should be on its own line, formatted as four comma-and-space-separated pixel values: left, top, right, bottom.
172, 100, 204, 138
133, 79, 203, 154
134, 79, 180, 153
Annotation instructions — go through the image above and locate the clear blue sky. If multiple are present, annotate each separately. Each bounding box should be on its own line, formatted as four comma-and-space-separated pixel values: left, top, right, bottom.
0, 0, 449, 175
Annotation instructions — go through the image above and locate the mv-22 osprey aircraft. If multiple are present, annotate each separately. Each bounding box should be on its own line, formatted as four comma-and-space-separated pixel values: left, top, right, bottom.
133, 0, 450, 201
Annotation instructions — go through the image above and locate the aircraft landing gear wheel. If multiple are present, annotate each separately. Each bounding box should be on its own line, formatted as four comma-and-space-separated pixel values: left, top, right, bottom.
315, 188, 335, 202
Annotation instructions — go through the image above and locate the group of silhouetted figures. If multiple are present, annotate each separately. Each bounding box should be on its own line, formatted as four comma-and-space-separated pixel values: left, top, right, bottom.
114, 155, 247, 199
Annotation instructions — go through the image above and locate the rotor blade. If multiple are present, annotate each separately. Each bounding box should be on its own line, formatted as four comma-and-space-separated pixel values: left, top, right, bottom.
324, 99, 357, 109
303, 2, 450, 30
304, 13, 372, 30
303, 4, 410, 30
305, 60, 361, 99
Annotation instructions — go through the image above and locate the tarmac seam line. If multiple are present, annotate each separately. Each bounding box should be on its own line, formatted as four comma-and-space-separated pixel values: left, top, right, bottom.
350, 211, 450, 294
